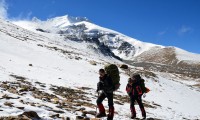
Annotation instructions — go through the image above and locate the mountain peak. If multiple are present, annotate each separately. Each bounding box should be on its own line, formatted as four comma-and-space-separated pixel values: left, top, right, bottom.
47, 15, 89, 25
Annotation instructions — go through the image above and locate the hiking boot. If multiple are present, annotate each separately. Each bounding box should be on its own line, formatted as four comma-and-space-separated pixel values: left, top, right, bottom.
96, 103, 106, 118
131, 115, 136, 119
96, 112, 106, 118
141, 107, 146, 119
130, 106, 136, 119
142, 116, 146, 119
107, 106, 114, 120
107, 116, 113, 120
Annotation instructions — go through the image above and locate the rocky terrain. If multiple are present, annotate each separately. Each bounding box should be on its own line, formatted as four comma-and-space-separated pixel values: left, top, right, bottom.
0, 74, 161, 120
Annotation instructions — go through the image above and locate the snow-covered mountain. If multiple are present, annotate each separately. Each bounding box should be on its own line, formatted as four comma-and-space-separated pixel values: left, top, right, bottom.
13, 15, 200, 64
13, 15, 200, 79
0, 15, 200, 119
13, 15, 161, 58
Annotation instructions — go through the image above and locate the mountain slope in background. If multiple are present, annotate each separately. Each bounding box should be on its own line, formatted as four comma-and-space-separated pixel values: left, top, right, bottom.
13, 15, 200, 80
0, 15, 200, 119
13, 15, 200, 64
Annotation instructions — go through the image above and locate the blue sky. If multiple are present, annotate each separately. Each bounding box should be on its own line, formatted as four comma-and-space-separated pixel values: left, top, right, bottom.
1, 0, 200, 54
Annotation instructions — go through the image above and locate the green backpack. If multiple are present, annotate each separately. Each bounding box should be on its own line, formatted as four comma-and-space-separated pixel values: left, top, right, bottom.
104, 64, 120, 91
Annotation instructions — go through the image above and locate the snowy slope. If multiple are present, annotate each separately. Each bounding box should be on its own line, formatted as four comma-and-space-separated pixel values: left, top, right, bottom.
132, 46, 200, 69
0, 17, 200, 119
175, 47, 200, 63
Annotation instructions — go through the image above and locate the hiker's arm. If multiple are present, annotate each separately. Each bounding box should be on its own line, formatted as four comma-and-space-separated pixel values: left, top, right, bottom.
141, 79, 146, 93
97, 81, 104, 92
126, 84, 132, 96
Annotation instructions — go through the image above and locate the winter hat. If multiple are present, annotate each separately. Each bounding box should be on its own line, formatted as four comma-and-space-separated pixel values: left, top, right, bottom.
131, 73, 141, 80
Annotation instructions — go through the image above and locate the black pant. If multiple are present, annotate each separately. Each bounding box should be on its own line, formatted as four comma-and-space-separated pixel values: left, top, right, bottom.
130, 95, 144, 107
97, 92, 114, 107
130, 95, 146, 117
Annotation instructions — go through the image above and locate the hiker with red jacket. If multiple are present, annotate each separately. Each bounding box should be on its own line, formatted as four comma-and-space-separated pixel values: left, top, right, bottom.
96, 69, 114, 120
126, 73, 146, 119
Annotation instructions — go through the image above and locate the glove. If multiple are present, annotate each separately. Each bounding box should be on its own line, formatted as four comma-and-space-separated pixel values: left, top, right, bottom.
128, 92, 132, 97
126, 85, 132, 96
97, 81, 104, 92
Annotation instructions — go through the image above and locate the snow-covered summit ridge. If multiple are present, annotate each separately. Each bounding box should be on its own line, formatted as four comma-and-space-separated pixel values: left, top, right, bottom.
12, 15, 161, 58
12, 15, 200, 63
13, 15, 88, 32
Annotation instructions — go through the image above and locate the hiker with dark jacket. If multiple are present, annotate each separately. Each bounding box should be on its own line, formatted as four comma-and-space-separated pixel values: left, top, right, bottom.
126, 73, 146, 119
96, 69, 114, 120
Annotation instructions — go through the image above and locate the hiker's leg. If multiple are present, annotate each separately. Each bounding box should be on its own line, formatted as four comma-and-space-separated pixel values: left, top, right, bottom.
130, 96, 136, 118
96, 92, 106, 117
136, 96, 146, 118
107, 93, 114, 107
107, 93, 114, 120
97, 92, 106, 103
